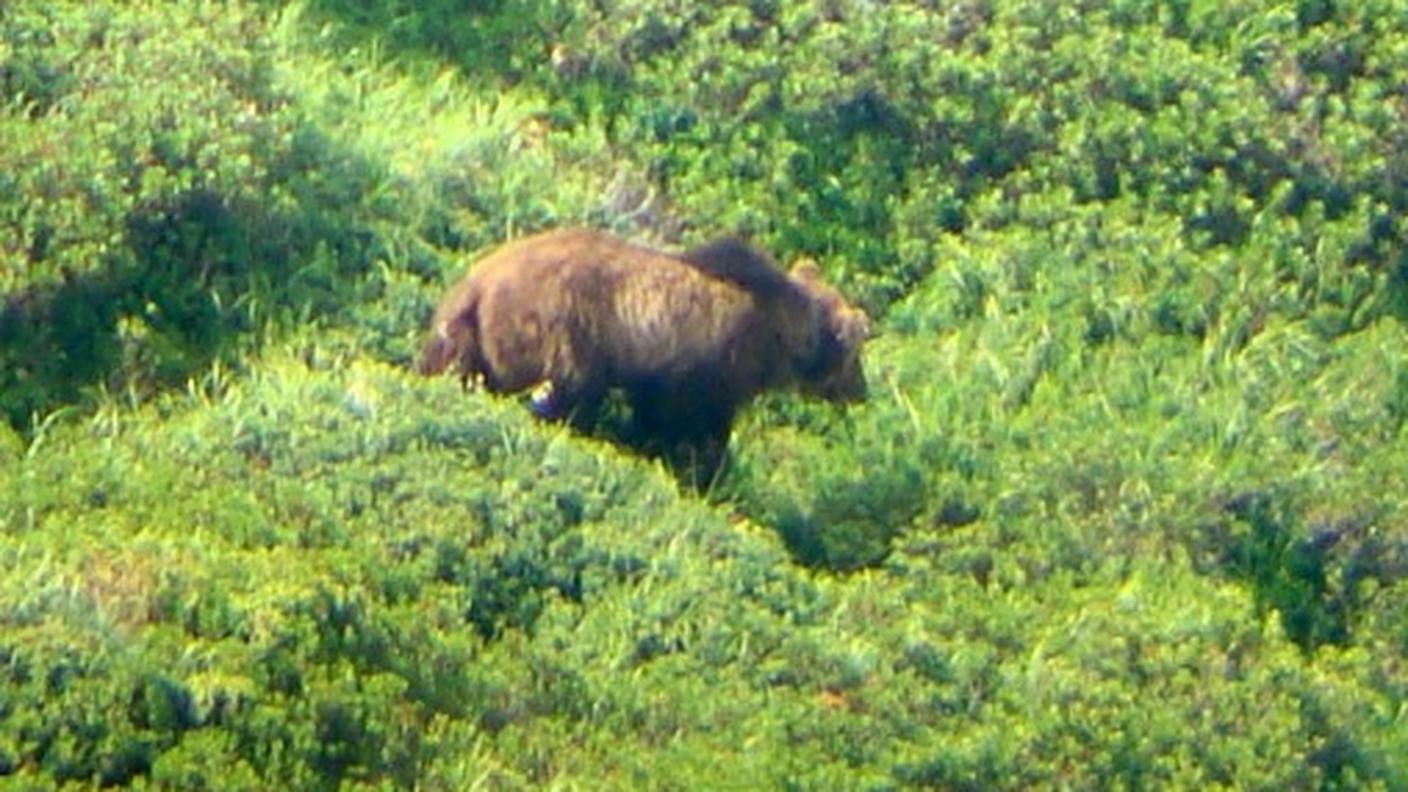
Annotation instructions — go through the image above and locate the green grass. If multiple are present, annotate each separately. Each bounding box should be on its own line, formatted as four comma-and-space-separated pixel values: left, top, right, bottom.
3, 0, 1407, 787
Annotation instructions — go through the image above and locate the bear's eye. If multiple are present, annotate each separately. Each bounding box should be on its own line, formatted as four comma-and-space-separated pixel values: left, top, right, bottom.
801, 327, 843, 379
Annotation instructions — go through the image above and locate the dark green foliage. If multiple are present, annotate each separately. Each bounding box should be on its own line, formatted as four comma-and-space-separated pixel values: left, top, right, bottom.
4, 0, 1408, 787
286, 0, 564, 83
0, 2, 396, 429
728, 405, 928, 570
3, 355, 1403, 788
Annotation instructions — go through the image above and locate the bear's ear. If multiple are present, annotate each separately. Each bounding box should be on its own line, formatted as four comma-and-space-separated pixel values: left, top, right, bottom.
789, 259, 823, 282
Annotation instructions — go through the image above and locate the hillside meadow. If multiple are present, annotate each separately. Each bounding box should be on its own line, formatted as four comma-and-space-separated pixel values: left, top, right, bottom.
2, 0, 1406, 788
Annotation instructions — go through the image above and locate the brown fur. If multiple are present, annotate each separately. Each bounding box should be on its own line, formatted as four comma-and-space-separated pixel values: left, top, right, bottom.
420, 228, 869, 472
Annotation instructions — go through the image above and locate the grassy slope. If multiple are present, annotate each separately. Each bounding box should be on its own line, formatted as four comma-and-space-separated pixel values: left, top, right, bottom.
2, 0, 1407, 788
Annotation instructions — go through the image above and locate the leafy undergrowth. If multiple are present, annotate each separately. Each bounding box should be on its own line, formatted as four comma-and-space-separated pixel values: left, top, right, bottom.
0, 0, 613, 427
1, 348, 1403, 788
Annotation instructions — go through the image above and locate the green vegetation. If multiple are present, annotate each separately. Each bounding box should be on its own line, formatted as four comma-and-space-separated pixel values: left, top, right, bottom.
3, 0, 1406, 787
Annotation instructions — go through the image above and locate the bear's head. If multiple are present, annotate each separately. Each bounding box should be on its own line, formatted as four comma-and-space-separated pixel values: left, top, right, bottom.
788, 260, 871, 403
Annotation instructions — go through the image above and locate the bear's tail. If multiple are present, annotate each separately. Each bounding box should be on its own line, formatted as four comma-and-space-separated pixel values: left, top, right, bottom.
418, 329, 459, 376
418, 294, 483, 384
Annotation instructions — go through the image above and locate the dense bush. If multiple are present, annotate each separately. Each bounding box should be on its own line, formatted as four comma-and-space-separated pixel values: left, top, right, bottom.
0, 2, 380, 427
2, 351, 1404, 788
3, 0, 1407, 787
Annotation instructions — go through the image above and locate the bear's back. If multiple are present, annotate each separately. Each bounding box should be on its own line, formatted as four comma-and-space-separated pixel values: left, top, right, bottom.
680, 237, 796, 302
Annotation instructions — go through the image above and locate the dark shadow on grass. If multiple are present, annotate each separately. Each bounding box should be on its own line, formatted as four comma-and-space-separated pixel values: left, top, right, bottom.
0, 126, 390, 432
1209, 489, 1406, 654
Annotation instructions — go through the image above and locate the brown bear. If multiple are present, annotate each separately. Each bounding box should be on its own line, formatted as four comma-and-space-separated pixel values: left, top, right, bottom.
419, 227, 870, 481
